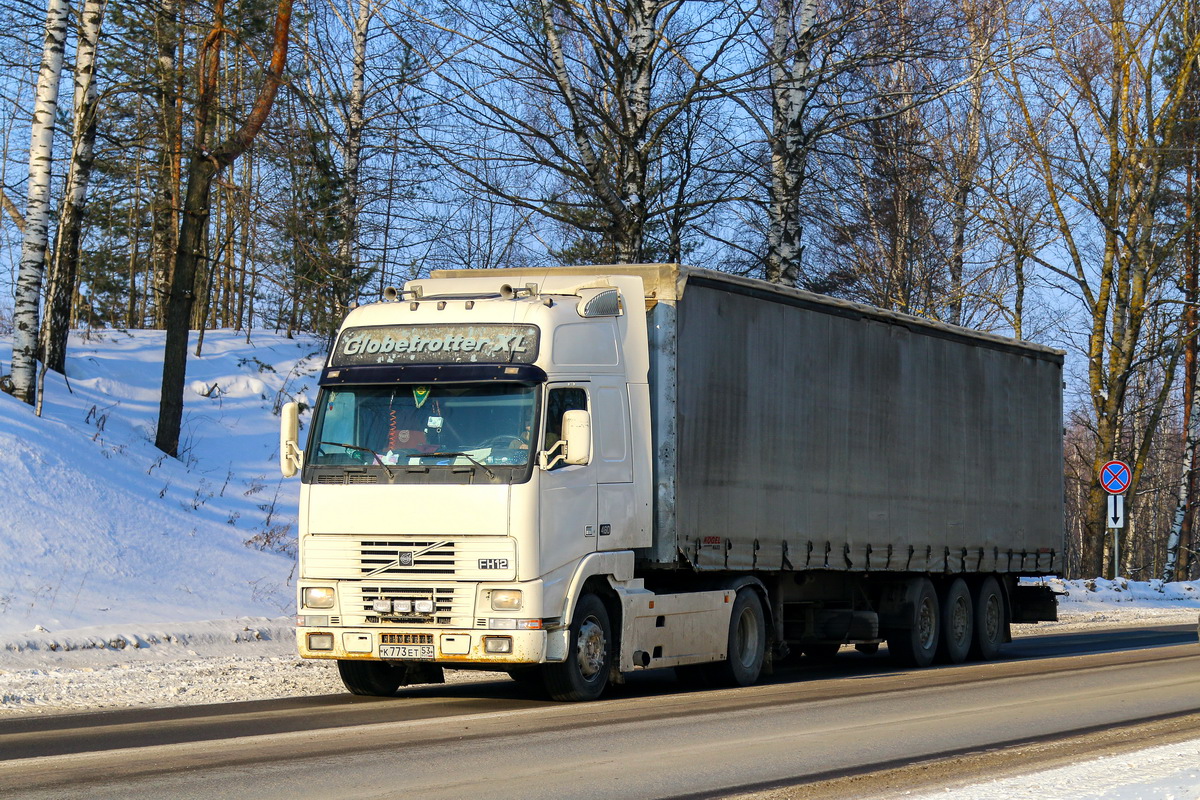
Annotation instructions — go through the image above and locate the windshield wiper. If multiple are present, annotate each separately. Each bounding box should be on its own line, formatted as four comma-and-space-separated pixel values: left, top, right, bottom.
417, 451, 496, 480
317, 441, 396, 482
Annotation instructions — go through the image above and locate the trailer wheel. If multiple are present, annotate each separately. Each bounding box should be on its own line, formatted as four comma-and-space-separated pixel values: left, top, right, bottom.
936, 578, 973, 664
337, 659, 404, 696
887, 577, 939, 668
970, 576, 1007, 660
709, 589, 766, 687
542, 593, 612, 702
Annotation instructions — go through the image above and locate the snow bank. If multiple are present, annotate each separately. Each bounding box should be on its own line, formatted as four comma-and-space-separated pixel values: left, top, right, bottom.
0, 329, 324, 636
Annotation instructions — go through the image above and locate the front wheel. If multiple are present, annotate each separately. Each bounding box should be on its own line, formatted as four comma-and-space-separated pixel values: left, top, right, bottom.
337, 659, 404, 696
708, 588, 767, 687
542, 593, 612, 702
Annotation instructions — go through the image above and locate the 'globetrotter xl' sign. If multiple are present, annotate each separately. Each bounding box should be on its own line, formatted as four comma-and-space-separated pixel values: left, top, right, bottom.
331, 324, 540, 366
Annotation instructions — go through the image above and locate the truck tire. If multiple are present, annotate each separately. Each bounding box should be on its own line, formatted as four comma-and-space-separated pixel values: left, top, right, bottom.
887, 577, 939, 668
936, 578, 973, 664
970, 576, 1006, 660
708, 588, 767, 687
542, 593, 612, 702
337, 659, 404, 696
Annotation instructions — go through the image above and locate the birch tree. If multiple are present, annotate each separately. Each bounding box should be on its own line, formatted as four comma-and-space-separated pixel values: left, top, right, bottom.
42, 0, 106, 375
749, 0, 964, 287
1162, 0, 1200, 582
943, 0, 995, 325
9, 0, 69, 405
411, 0, 751, 264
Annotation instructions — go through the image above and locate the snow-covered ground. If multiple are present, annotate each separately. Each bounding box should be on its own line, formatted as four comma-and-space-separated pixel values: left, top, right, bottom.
2, 329, 1198, 797
0, 329, 324, 636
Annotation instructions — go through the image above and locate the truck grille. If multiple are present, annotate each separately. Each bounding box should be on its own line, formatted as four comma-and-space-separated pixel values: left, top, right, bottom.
303, 535, 517, 580
360, 539, 456, 576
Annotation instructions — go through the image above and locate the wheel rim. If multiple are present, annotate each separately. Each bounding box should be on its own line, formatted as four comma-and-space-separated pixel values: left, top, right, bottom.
982, 593, 1002, 642
950, 595, 970, 646
735, 606, 760, 668
576, 616, 607, 680
917, 595, 937, 650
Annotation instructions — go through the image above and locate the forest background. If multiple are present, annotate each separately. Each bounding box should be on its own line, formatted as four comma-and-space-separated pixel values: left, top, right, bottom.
0, 0, 1198, 583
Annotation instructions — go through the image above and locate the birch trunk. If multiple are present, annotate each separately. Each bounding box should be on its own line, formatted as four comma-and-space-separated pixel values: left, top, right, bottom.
151, 0, 181, 329
10, 0, 70, 405
43, 0, 106, 375
766, 0, 817, 286
332, 0, 370, 320
1165, 159, 1200, 582
947, 4, 988, 326
536, 0, 664, 264
1164, 371, 1200, 581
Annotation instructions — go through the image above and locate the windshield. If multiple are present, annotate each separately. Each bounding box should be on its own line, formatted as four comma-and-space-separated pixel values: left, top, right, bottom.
308, 383, 538, 471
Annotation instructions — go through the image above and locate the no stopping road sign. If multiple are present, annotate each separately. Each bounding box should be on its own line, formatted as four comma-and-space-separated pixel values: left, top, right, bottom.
1100, 460, 1131, 494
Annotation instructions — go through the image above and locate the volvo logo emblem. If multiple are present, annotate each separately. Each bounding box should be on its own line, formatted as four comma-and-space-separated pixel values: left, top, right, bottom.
398, 551, 414, 566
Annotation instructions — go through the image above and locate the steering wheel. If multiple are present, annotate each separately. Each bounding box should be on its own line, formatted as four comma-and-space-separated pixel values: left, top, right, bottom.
478, 435, 524, 450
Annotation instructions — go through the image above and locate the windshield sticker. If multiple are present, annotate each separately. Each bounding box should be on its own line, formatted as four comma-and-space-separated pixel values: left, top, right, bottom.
332, 324, 540, 366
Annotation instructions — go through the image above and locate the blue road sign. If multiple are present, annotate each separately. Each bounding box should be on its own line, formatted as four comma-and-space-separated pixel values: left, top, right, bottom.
1100, 460, 1131, 494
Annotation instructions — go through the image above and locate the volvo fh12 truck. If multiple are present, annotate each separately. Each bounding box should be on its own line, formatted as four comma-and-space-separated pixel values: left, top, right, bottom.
281, 264, 1063, 701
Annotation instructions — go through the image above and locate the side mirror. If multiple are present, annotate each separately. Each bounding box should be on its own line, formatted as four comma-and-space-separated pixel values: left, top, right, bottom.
280, 401, 304, 477
561, 409, 591, 465
539, 409, 592, 470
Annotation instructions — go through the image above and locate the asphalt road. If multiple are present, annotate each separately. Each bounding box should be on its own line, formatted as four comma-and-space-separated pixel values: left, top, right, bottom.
1, 624, 1197, 800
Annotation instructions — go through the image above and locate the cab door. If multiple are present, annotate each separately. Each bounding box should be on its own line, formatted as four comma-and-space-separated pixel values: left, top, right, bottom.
539, 384, 598, 575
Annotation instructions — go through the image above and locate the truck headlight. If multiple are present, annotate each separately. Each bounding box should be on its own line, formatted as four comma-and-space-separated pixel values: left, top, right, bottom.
490, 590, 523, 611
303, 587, 336, 609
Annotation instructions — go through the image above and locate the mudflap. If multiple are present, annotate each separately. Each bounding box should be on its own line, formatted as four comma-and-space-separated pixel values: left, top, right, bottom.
1010, 583, 1059, 623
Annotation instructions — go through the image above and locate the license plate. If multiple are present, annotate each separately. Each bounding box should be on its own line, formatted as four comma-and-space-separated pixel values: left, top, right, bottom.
379, 644, 435, 660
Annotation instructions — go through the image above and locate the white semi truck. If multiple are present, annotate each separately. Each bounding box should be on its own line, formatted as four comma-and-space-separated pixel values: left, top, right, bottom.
281, 264, 1063, 701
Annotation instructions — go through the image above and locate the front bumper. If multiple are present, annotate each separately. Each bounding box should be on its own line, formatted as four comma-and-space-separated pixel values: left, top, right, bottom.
297, 625, 560, 665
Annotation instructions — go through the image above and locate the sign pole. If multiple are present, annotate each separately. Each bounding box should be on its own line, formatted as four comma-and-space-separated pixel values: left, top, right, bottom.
1101, 461, 1130, 580
1113, 527, 1119, 580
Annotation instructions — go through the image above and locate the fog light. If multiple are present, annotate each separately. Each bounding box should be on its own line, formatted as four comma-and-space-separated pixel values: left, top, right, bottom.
394, 599, 413, 613
484, 636, 513, 654
372, 599, 392, 614
490, 590, 523, 611
307, 632, 335, 651
414, 599, 435, 614
303, 587, 335, 609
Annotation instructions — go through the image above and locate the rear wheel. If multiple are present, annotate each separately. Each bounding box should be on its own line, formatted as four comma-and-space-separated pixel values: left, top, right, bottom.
542, 593, 612, 702
707, 588, 767, 687
970, 576, 1007, 660
337, 659, 404, 696
887, 577, 940, 668
936, 578, 973, 664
